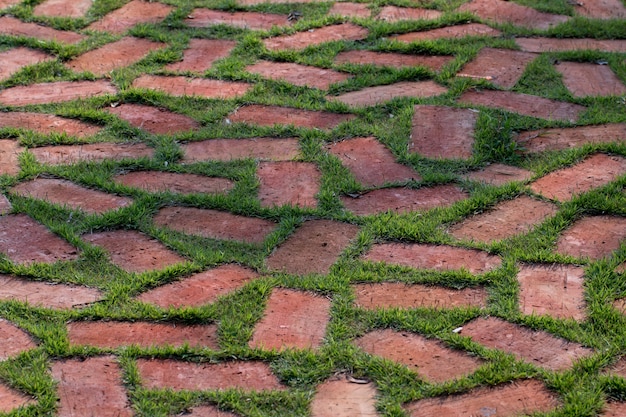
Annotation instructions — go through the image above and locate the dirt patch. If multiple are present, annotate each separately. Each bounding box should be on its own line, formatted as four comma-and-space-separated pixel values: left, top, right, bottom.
390, 23, 500, 42
0, 16, 85, 43
377, 6, 441, 22
0, 140, 24, 176
0, 47, 53, 81
0, 274, 102, 309
555, 215, 626, 260
264, 23, 368, 51
34, 0, 91, 18
328, 81, 447, 107
0, 80, 117, 106
0, 111, 101, 138
457, 47, 537, 89
114, 171, 234, 195
257, 161, 321, 208
30, 142, 154, 165
464, 163, 533, 185
554, 61, 626, 97
515, 124, 626, 153
87, 0, 174, 34
459, 0, 569, 29
132, 75, 251, 99
246, 61, 351, 90
181, 138, 300, 162
310, 374, 378, 417
165, 38, 237, 72
334, 50, 453, 71
228, 104, 354, 130
105, 103, 200, 135
0, 319, 37, 360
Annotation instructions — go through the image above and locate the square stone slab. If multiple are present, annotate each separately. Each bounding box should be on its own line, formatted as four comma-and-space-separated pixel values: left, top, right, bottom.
334, 50, 453, 72
184, 9, 291, 31
246, 61, 351, 90
514, 124, 626, 153
180, 138, 301, 162
82, 229, 187, 273
113, 171, 234, 195
555, 216, 626, 261
458, 0, 569, 30
328, 81, 447, 107
0, 16, 86, 44
30, 142, 154, 165
0, 80, 118, 106
448, 195, 558, 243
263, 23, 368, 51
410, 105, 478, 160
0, 47, 54, 81
390, 23, 501, 43
87, 0, 174, 34
554, 61, 626, 97
132, 75, 251, 100
0, 111, 102, 138
165, 39, 237, 73
457, 48, 537, 89
104, 103, 200, 135
257, 161, 321, 209
227, 105, 355, 130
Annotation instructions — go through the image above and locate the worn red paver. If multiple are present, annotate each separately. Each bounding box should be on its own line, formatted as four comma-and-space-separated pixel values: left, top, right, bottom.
181, 405, 240, 417
266, 219, 360, 275
34, 0, 91, 18
363, 242, 501, 274
0, 319, 37, 359
154, 206, 277, 244
0, 0, 20, 9
137, 264, 259, 308
457, 48, 537, 89
0, 140, 24, 176
0, 80, 117, 106
87, 0, 174, 34
355, 329, 483, 383
104, 103, 200, 135
410, 105, 478, 160
239, 0, 315, 5
184, 9, 290, 31
555, 61, 626, 97
377, 6, 441, 22
263, 23, 368, 51
0, 195, 11, 215
228, 105, 354, 130
574, 0, 626, 19
603, 402, 626, 417
555, 216, 626, 260
0, 47, 53, 81
518, 263, 586, 321
0, 274, 102, 309
464, 163, 533, 185
353, 282, 488, 310
0, 383, 34, 413
246, 61, 350, 90
605, 356, 626, 378
515, 124, 626, 153
132, 75, 251, 99
51, 356, 133, 417
449, 195, 558, 243
459, 0, 569, 30
181, 138, 301, 162
0, 111, 102, 138
30, 142, 154, 165
68, 321, 219, 349
461, 316, 592, 371
136, 359, 286, 391
310, 374, 379, 417
0, 214, 78, 265
334, 50, 453, 72
113, 171, 234, 195
328, 2, 371, 18
326, 137, 419, 187
458, 90, 586, 122
329, 81, 447, 107
0, 16, 86, 44
67, 37, 166, 76
82, 229, 186, 273
341, 185, 468, 216
530, 154, 626, 201
403, 379, 560, 417
165, 39, 237, 73
390, 23, 501, 43
249, 288, 331, 351
11, 178, 132, 214
257, 161, 321, 208
515, 37, 626, 53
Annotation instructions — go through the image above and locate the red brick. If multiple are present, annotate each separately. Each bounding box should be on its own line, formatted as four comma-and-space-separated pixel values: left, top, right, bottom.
555, 61, 626, 97
34, 0, 92, 18
353, 282, 488, 310
51, 356, 133, 417
113, 171, 234, 195
410, 105, 478, 159
68, 321, 219, 349
137, 264, 259, 308
377, 6, 441, 22
404, 379, 560, 417
0, 274, 102, 309
264, 23, 368, 51
132, 75, 251, 99
0, 16, 86, 44
515, 124, 626, 153
458, 0, 569, 30
87, 0, 174, 34
530, 154, 626, 201
0, 319, 37, 360
185, 9, 290, 31
515, 37, 626, 53
328, 81, 447, 107
363, 242, 501, 274
104, 103, 200, 135
182, 406, 241, 417
136, 359, 286, 391
249, 288, 331, 351
181, 138, 301, 162
463, 163, 533, 185
82, 229, 186, 273
257, 161, 321, 208
390, 24, 500, 43
246, 61, 350, 90
0, 214, 79, 265
355, 329, 483, 383
0, 47, 53, 81
0, 139, 23, 176
449, 196, 558, 243
165, 39, 236, 73
266, 219, 360, 275
457, 48, 537, 89
328, 2, 371, 18
0, 383, 34, 413
555, 216, 626, 261
573, 0, 626, 18
461, 316, 592, 371
341, 185, 468, 216
30, 142, 154, 165
0, 111, 101, 138
334, 50, 453, 71
11, 178, 132, 214
602, 402, 626, 417
228, 105, 354, 130
0, 0, 20, 8
153, 206, 277, 244
0, 80, 117, 106
458, 90, 586, 122
310, 375, 378, 417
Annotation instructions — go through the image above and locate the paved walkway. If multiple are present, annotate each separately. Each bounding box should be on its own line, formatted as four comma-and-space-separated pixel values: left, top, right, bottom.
0, 0, 625, 416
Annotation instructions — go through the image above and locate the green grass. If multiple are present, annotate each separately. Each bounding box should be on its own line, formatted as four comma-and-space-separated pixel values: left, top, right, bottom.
1, 0, 626, 415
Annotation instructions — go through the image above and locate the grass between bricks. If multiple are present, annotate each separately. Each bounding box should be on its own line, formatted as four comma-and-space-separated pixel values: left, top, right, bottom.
0, 0, 626, 415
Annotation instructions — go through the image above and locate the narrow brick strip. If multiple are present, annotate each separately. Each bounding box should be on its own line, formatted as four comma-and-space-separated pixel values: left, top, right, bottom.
0, 81, 117, 106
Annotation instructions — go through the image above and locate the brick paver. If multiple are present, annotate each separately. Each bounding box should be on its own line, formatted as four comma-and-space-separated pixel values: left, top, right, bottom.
554, 61, 626, 97
30, 142, 154, 165
458, 0, 569, 30
0, 383, 34, 413
87, 0, 174, 34
34, 0, 92, 18
132, 75, 251, 99
165, 39, 237, 73
328, 2, 371, 18
0, 111, 101, 138
180, 138, 301, 162
0, 0, 20, 9
227, 105, 354, 130
457, 47, 537, 89
377, 6, 441, 22
0, 140, 24, 176
246, 61, 351, 90
310, 375, 379, 417
0, 80, 117, 106
334, 50, 453, 71
0, 47, 53, 81
603, 402, 626, 417
390, 24, 501, 43
113, 171, 234, 195
515, 37, 626, 53
264, 23, 368, 51
0, 319, 37, 359
328, 81, 447, 107
464, 163, 533, 185
0, 274, 102, 309
104, 103, 200, 135
555, 216, 626, 261
185, 9, 290, 30
0, 16, 86, 44
257, 161, 321, 208
573, 0, 626, 18
515, 124, 626, 153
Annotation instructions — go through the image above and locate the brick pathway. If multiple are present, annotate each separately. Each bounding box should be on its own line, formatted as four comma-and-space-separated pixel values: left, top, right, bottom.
0, 0, 624, 415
